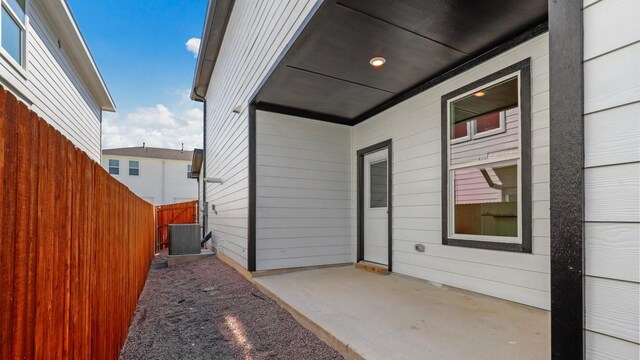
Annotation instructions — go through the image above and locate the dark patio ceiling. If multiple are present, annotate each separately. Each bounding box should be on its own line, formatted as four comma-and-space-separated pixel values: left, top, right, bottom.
253, 0, 548, 125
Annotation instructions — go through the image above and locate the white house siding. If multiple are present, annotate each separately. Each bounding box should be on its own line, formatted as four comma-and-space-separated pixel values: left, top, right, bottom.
100, 155, 198, 205
204, 0, 321, 268
352, 34, 551, 309
255, 111, 352, 270
0, 1, 102, 161
583, 0, 640, 357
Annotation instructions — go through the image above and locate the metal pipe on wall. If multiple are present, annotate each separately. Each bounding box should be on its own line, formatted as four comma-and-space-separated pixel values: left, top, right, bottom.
202, 99, 208, 237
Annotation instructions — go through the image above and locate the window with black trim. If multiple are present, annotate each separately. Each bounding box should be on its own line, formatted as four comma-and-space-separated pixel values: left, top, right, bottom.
129, 160, 139, 176
442, 59, 531, 253
108, 159, 119, 175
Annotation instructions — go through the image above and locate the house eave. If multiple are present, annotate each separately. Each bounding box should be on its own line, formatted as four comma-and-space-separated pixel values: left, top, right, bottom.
190, 148, 204, 178
191, 0, 235, 101
40, 1, 116, 112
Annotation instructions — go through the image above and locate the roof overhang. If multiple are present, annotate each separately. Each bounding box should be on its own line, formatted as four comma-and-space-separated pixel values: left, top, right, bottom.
190, 149, 204, 178
40, 1, 116, 112
191, 0, 235, 101
253, 0, 548, 125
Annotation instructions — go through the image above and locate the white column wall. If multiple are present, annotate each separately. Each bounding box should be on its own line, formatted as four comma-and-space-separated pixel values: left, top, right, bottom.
255, 111, 352, 270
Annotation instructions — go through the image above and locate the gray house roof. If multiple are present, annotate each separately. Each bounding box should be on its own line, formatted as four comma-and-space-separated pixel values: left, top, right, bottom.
102, 147, 194, 161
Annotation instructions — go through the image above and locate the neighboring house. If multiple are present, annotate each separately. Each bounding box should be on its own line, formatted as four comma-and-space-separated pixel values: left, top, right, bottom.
191, 1, 639, 358
0, 0, 115, 161
102, 147, 198, 205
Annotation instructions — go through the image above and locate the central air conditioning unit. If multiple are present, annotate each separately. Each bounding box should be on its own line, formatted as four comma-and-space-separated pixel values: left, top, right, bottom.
169, 224, 201, 255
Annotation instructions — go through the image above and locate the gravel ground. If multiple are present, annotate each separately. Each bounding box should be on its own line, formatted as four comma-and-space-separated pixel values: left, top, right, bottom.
119, 251, 343, 360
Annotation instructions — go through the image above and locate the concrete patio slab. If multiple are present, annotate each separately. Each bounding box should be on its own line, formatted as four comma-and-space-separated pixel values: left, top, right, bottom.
254, 265, 550, 360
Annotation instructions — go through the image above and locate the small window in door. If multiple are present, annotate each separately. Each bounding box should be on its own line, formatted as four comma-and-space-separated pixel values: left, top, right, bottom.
370, 160, 387, 208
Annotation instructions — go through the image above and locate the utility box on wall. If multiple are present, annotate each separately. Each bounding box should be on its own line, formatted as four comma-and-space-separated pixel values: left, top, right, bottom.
169, 224, 201, 255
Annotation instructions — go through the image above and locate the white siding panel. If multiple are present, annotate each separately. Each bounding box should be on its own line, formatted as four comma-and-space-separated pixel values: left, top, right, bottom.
258, 254, 351, 270
351, 34, 550, 309
583, 0, 640, 61
204, 0, 321, 269
584, 42, 640, 114
585, 223, 640, 283
585, 163, 640, 222
394, 262, 549, 310
585, 103, 640, 168
585, 331, 640, 360
255, 111, 352, 271
585, 277, 640, 344
532, 109, 549, 131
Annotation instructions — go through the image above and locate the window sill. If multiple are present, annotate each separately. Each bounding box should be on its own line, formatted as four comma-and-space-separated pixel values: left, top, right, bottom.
443, 238, 529, 253
0, 47, 27, 80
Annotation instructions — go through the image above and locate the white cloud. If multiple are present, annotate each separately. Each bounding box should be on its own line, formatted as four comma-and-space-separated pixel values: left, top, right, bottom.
185, 38, 201, 58
102, 92, 203, 150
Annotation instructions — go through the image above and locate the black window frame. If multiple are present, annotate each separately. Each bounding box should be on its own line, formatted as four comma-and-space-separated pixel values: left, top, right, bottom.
440, 58, 532, 253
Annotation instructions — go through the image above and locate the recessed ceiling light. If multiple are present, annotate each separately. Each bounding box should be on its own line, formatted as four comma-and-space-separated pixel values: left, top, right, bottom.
474, 91, 486, 97
369, 57, 386, 67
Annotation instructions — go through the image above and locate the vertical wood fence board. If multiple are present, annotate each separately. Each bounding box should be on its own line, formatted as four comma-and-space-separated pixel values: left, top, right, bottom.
34, 118, 50, 360
0, 89, 5, 359
0, 88, 16, 360
49, 123, 60, 358
11, 102, 35, 359
24, 111, 40, 360
60, 132, 72, 359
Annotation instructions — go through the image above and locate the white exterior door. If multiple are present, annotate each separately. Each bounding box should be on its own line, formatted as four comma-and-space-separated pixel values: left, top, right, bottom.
363, 149, 389, 266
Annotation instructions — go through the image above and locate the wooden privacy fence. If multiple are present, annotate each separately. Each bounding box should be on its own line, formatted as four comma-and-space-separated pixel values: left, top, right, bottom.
0, 88, 155, 359
155, 200, 199, 249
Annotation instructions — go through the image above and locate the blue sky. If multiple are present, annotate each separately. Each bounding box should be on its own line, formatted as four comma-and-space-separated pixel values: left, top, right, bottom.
68, 0, 208, 150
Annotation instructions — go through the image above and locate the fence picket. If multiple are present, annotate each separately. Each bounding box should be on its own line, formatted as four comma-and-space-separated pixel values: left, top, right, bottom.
1, 89, 18, 359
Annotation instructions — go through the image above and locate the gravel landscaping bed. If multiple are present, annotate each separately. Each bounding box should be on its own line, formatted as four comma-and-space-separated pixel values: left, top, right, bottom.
119, 251, 343, 360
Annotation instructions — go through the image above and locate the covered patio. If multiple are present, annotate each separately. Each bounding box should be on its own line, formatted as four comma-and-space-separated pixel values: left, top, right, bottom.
191, 0, 595, 357
254, 266, 550, 360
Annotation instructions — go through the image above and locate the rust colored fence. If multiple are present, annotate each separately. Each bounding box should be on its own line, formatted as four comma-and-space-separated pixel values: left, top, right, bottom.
0, 88, 155, 359
155, 200, 199, 249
